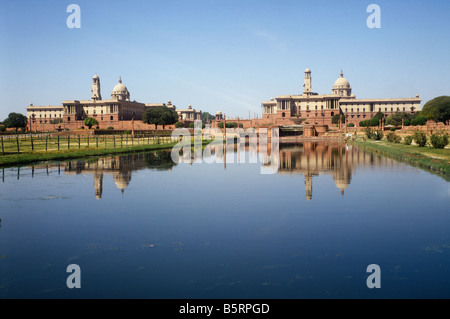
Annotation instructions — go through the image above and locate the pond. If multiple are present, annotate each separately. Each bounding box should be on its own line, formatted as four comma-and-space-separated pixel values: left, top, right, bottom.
0, 141, 449, 299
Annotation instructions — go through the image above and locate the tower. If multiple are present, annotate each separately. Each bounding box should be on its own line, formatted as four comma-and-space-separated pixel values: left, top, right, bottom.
304, 68, 312, 94
91, 74, 102, 101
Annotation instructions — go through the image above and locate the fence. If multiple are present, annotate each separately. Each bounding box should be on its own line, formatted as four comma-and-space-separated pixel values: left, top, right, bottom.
0, 134, 177, 155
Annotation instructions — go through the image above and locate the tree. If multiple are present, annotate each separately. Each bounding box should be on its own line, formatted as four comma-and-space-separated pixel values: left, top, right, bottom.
3, 113, 27, 131
201, 112, 215, 124
143, 106, 178, 130
373, 111, 385, 120
332, 114, 345, 125
84, 117, 99, 129
385, 112, 411, 126
421, 96, 450, 125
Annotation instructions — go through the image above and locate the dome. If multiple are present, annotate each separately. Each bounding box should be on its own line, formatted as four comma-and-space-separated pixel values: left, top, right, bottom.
93, 74, 99, 79
216, 110, 222, 115
111, 77, 130, 101
333, 71, 351, 89
305, 68, 311, 73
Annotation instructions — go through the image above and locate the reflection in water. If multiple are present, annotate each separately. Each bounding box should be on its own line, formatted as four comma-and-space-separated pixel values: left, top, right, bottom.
275, 142, 400, 200
3, 143, 400, 201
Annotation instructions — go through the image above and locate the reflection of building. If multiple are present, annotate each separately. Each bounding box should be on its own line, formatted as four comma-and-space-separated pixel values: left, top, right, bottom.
276, 142, 399, 200
262, 69, 422, 126
63, 152, 176, 199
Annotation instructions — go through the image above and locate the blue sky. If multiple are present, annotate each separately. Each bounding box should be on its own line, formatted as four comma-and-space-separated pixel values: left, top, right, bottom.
0, 0, 449, 120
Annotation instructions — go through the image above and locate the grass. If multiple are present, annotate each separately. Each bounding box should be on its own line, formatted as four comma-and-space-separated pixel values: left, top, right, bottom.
0, 134, 218, 168
350, 138, 450, 181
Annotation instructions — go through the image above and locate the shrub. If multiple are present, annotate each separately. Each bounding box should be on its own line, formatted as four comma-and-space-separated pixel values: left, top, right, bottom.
413, 131, 427, 147
390, 127, 396, 132
0, 125, 6, 132
430, 133, 449, 149
123, 130, 131, 135
189, 122, 206, 129
404, 119, 411, 126
347, 123, 355, 127
107, 126, 114, 130
364, 127, 383, 140
386, 132, 402, 143
411, 116, 428, 126
174, 121, 185, 128
373, 130, 384, 140
404, 135, 413, 145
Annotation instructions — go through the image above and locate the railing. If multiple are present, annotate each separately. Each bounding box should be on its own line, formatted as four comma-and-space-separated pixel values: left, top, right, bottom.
0, 134, 178, 155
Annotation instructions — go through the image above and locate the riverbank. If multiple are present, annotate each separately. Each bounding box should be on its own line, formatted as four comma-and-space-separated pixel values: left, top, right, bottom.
350, 139, 450, 181
0, 142, 181, 168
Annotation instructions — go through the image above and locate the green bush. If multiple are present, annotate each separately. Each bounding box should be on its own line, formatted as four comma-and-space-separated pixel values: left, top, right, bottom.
364, 127, 383, 140
347, 123, 355, 127
386, 132, 402, 143
413, 131, 427, 147
373, 130, 384, 140
107, 126, 114, 130
218, 122, 243, 129
430, 133, 449, 149
404, 119, 411, 126
390, 127, 396, 132
0, 125, 6, 132
189, 122, 206, 129
360, 118, 379, 127
403, 135, 413, 145
123, 130, 131, 135
174, 121, 185, 128
411, 116, 428, 126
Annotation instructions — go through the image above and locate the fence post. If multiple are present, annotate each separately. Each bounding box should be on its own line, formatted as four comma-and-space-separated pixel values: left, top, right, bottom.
1, 136, 4, 155
113, 135, 116, 148
57, 135, 60, 151
96, 136, 99, 148
68, 135, 70, 149
45, 135, 48, 151
104, 136, 107, 148
30, 133, 34, 151
87, 135, 90, 147
121, 135, 123, 148
16, 135, 20, 153
78, 135, 81, 149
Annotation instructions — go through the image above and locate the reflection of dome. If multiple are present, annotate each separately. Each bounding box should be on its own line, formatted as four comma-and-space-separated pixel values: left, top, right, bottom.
113, 172, 132, 192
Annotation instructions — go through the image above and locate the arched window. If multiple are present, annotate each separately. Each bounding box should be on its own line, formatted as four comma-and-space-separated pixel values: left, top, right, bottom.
282, 112, 285, 118
110, 116, 114, 121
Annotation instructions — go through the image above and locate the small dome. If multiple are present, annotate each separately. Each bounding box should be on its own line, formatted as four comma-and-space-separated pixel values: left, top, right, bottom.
93, 74, 99, 79
333, 71, 351, 89
305, 68, 311, 73
111, 77, 130, 101
216, 110, 222, 115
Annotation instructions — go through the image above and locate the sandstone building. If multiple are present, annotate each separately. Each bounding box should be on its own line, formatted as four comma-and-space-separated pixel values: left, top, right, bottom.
261, 69, 422, 127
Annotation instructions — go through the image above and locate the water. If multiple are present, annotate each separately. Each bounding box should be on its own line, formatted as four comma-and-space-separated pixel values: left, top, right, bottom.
0, 142, 449, 299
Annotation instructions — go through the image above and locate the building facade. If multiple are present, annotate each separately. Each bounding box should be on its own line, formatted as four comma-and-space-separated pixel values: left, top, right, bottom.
261, 69, 422, 127
27, 75, 194, 131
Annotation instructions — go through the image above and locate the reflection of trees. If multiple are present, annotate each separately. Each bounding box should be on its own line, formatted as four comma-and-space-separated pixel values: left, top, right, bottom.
144, 151, 178, 171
